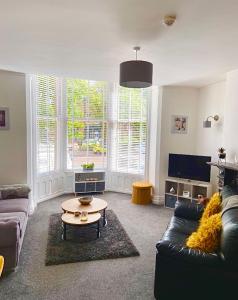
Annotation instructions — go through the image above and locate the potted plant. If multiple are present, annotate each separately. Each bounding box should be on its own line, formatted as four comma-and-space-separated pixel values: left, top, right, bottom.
81, 162, 95, 171
218, 147, 226, 162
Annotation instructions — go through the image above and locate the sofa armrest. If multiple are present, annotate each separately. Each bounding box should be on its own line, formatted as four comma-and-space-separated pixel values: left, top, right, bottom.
174, 199, 204, 221
156, 240, 221, 267
0, 220, 20, 247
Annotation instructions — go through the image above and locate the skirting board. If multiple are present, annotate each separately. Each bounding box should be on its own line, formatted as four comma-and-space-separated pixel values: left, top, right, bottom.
37, 191, 65, 203
33, 191, 163, 208
152, 195, 164, 205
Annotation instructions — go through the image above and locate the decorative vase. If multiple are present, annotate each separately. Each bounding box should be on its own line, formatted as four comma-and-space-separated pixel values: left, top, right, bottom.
218, 153, 226, 160
169, 187, 175, 194
218, 148, 226, 164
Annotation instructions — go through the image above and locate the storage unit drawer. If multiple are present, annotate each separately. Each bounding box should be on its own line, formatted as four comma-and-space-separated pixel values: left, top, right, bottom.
165, 194, 177, 208
75, 183, 86, 193
85, 182, 96, 192
96, 181, 105, 192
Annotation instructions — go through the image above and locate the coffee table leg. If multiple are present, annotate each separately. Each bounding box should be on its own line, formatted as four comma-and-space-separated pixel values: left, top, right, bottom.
103, 209, 107, 227
62, 222, 67, 240
97, 220, 100, 238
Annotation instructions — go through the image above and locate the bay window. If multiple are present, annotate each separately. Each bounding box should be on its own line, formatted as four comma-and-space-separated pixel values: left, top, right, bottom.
33, 75, 151, 176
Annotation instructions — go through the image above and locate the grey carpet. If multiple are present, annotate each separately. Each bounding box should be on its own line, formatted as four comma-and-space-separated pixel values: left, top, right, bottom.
0, 192, 173, 300
46, 210, 139, 266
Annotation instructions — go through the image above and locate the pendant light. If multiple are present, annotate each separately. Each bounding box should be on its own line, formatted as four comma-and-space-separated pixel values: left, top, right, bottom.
120, 46, 153, 88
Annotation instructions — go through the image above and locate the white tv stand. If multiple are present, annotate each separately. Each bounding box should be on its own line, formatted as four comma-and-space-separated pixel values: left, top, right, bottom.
165, 178, 212, 208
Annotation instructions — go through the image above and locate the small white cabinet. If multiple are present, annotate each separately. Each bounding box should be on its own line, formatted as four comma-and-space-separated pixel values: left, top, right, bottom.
74, 170, 105, 195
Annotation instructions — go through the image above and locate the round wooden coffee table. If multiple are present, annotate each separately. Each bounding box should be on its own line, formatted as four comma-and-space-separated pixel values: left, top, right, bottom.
61, 197, 108, 226
61, 212, 101, 240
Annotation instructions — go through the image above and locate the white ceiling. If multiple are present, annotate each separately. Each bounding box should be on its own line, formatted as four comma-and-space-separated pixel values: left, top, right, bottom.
0, 0, 238, 86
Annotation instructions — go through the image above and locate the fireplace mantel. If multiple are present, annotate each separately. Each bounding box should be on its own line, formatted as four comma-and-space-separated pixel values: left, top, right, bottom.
207, 161, 238, 190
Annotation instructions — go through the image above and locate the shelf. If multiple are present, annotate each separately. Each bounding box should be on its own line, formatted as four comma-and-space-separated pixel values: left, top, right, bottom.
75, 191, 104, 194
75, 180, 105, 183
75, 170, 106, 173
165, 192, 177, 196
178, 196, 191, 200
166, 177, 211, 186
207, 161, 238, 171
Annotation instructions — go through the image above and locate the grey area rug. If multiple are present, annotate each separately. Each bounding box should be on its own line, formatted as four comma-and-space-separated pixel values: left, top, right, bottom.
45, 210, 140, 266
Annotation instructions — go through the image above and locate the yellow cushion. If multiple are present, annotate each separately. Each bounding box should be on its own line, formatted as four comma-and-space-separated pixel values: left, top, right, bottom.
186, 213, 222, 252
0, 256, 4, 276
200, 192, 221, 223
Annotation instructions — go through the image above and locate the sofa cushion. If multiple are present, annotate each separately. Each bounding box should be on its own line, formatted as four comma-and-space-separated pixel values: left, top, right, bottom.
186, 213, 222, 253
162, 228, 188, 246
222, 195, 238, 214
161, 216, 199, 247
167, 216, 198, 235
0, 198, 29, 215
174, 199, 204, 221
222, 185, 238, 200
200, 192, 221, 223
0, 184, 30, 200
0, 212, 26, 237
221, 206, 238, 267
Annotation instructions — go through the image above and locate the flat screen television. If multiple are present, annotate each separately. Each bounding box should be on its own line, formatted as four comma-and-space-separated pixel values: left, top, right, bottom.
168, 154, 211, 182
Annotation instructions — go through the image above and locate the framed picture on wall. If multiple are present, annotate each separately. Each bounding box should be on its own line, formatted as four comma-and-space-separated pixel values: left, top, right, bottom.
0, 108, 9, 130
171, 115, 188, 134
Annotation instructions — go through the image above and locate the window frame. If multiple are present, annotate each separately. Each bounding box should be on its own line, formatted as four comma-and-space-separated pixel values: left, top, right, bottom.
63, 79, 108, 171
108, 84, 150, 176
33, 74, 62, 177
32, 76, 151, 177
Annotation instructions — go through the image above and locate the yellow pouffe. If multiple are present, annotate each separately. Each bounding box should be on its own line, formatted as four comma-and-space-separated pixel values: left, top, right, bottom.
0, 256, 4, 277
132, 181, 153, 205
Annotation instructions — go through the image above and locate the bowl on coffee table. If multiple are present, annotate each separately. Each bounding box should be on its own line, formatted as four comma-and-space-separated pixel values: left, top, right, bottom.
78, 196, 93, 205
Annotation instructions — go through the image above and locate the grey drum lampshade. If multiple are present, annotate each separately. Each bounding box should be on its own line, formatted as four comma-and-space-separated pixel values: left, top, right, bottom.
120, 60, 153, 88
203, 120, 212, 128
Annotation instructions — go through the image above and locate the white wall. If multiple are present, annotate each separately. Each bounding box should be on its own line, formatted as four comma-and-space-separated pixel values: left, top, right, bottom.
157, 86, 199, 198
195, 81, 226, 191
0, 70, 27, 184
223, 70, 238, 162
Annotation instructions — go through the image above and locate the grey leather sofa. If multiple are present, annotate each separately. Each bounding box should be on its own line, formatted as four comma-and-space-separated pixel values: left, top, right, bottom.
0, 185, 30, 272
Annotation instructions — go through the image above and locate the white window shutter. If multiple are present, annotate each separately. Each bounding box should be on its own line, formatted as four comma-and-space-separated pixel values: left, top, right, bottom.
32, 75, 150, 176
110, 85, 150, 175
34, 75, 60, 174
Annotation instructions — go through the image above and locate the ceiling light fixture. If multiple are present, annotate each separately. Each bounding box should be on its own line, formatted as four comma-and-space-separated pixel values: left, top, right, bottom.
203, 115, 219, 128
163, 15, 176, 26
120, 46, 153, 88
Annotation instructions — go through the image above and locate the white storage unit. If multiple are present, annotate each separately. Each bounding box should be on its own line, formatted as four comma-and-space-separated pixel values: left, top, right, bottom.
74, 171, 105, 195
165, 178, 212, 208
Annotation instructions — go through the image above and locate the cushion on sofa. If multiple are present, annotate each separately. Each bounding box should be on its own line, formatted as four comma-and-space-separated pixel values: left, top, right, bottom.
0, 212, 26, 237
222, 195, 238, 214
222, 185, 238, 200
200, 192, 221, 223
0, 198, 29, 215
186, 213, 222, 253
0, 185, 30, 200
221, 205, 238, 266
162, 228, 188, 246
167, 216, 199, 235
0, 220, 20, 248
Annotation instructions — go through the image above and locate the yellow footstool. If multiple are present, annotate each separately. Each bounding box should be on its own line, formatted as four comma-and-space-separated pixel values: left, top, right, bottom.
132, 182, 152, 205
0, 256, 4, 277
